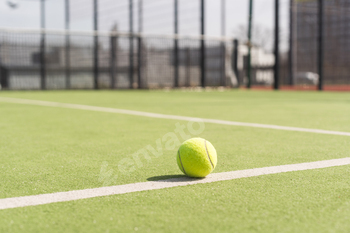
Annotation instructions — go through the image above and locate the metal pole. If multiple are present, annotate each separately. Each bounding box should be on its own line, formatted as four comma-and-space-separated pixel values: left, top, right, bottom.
110, 31, 116, 89
233, 39, 239, 87
288, 0, 294, 85
137, 0, 143, 89
288, 0, 294, 86
274, 0, 280, 90
129, 0, 134, 89
65, 0, 70, 89
220, 0, 226, 86
221, 0, 225, 45
40, 0, 46, 90
93, 0, 99, 89
174, 0, 179, 88
247, 0, 253, 88
186, 48, 190, 87
200, 0, 206, 88
318, 0, 323, 91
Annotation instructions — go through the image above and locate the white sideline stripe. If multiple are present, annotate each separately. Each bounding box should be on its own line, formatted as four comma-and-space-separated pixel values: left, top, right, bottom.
0, 97, 350, 137
0, 158, 350, 210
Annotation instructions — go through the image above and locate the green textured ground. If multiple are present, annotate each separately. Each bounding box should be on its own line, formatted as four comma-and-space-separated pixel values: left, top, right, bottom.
0, 90, 349, 232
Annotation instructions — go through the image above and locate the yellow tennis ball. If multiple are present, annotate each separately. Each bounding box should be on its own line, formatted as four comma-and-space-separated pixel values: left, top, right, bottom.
176, 137, 217, 178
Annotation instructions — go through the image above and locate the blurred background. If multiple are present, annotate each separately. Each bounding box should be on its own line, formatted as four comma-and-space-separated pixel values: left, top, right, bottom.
0, 0, 349, 91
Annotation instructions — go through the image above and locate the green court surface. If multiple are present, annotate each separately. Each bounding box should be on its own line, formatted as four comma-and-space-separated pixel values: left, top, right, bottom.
0, 90, 349, 232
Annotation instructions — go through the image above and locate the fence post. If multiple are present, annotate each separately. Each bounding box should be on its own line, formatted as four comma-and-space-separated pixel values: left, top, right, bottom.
0, 67, 9, 89
137, 37, 142, 89
232, 39, 239, 87
274, 0, 280, 90
93, 0, 99, 89
200, 0, 206, 88
247, 0, 253, 89
288, 0, 294, 86
40, 0, 46, 90
65, 0, 70, 89
137, 0, 143, 89
129, 0, 134, 89
318, 0, 324, 91
110, 32, 116, 89
116, 34, 120, 87
186, 47, 190, 87
174, 0, 179, 88
220, 0, 226, 86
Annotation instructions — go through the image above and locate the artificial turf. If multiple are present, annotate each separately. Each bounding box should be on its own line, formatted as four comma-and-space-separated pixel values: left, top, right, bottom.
0, 90, 349, 232
1, 166, 350, 233
1, 90, 350, 131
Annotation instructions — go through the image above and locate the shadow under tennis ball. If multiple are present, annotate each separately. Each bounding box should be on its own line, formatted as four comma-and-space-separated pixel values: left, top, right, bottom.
147, 174, 205, 182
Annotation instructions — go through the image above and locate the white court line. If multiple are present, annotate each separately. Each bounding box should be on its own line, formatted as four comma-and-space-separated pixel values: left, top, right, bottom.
0, 97, 350, 137
0, 158, 350, 210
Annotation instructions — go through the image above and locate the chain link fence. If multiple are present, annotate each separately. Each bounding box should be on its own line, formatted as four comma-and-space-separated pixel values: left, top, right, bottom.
1, 0, 350, 91
0, 29, 235, 90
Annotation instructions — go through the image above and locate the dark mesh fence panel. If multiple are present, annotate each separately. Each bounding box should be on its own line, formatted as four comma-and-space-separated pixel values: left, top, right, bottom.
178, 39, 201, 87
0, 32, 41, 90
45, 34, 65, 89
323, 0, 350, 86
69, 34, 94, 89
294, 0, 350, 89
295, 1, 318, 87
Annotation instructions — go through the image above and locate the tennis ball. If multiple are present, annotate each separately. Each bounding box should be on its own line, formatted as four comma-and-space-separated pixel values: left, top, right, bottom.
176, 137, 217, 178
